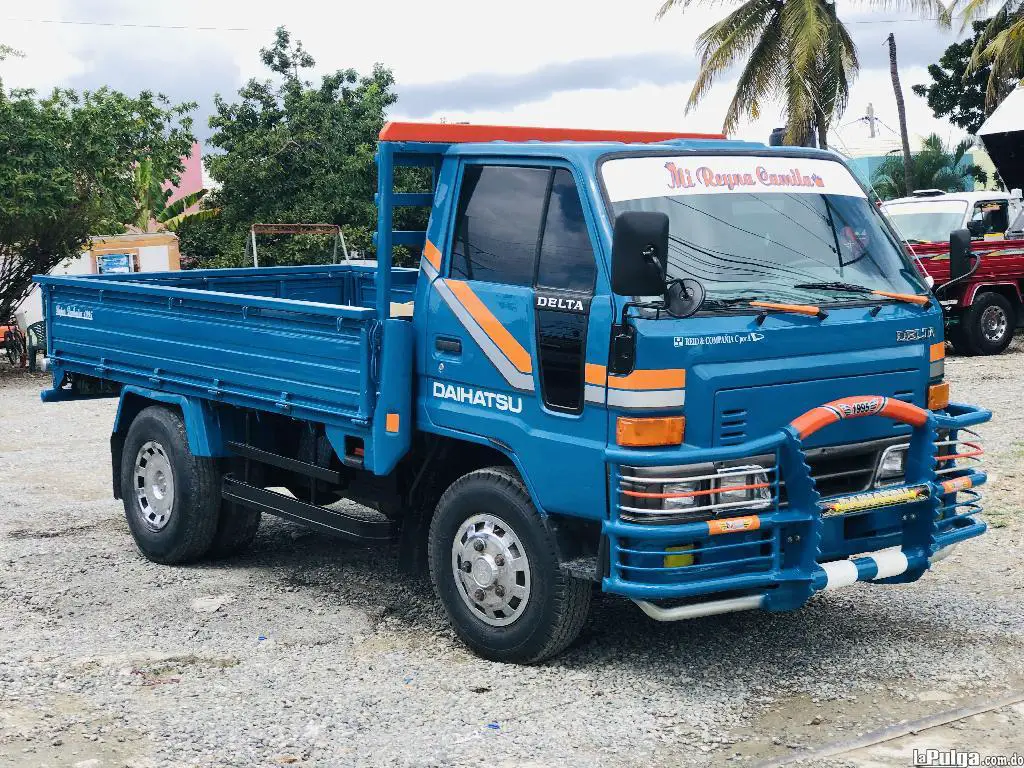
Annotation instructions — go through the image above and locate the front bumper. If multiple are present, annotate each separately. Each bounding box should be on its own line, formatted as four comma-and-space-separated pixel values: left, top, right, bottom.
602, 399, 990, 616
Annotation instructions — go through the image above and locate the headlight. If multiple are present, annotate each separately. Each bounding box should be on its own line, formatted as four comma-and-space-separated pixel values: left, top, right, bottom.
663, 480, 700, 510
875, 444, 908, 486
714, 465, 772, 510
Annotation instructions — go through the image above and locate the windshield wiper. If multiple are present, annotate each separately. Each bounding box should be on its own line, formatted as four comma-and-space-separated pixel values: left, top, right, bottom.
701, 297, 755, 310
794, 281, 874, 294
795, 281, 932, 308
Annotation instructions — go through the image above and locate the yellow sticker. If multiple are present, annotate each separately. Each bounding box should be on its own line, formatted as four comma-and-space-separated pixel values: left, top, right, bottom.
821, 484, 930, 516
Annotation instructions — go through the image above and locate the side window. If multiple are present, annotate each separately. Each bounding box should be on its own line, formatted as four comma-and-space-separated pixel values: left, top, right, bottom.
971, 201, 1009, 236
536, 169, 597, 292
450, 165, 549, 285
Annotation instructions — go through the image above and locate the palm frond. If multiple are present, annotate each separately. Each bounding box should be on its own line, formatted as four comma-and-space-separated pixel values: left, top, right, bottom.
686, 0, 782, 116
162, 207, 221, 232
160, 189, 209, 221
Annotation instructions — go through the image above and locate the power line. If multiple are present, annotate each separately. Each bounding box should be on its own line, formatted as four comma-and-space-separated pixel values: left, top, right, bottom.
2, 18, 269, 32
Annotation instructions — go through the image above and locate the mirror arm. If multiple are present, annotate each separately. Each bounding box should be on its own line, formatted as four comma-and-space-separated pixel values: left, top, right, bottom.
935, 250, 981, 298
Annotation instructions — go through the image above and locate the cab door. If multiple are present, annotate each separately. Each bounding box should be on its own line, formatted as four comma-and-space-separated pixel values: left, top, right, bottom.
422, 160, 611, 519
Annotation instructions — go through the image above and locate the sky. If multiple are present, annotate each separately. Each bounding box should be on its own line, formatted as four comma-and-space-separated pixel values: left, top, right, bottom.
0, 0, 976, 159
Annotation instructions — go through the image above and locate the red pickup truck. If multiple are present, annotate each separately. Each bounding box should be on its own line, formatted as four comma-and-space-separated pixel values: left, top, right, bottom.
882, 192, 1024, 355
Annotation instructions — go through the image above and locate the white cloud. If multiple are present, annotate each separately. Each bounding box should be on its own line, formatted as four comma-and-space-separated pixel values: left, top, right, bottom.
0, 0, 973, 151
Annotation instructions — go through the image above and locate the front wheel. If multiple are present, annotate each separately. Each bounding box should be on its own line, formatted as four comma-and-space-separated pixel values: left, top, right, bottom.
961, 292, 1015, 355
428, 466, 591, 664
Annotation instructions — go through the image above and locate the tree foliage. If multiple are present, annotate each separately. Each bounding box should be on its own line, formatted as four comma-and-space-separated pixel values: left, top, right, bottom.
657, 0, 939, 148
945, 1, 1024, 110
911, 19, 1019, 134
183, 27, 422, 268
0, 85, 196, 321
870, 133, 988, 199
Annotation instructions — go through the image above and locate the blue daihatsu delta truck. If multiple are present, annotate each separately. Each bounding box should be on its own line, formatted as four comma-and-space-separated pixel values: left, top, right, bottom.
36, 122, 990, 663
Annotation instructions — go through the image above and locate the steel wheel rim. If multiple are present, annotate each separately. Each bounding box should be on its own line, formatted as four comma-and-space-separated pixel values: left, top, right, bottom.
980, 305, 1008, 343
134, 441, 175, 531
451, 513, 532, 627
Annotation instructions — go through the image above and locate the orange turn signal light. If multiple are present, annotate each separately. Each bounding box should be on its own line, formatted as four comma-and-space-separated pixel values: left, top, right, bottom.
928, 382, 950, 410
616, 416, 685, 447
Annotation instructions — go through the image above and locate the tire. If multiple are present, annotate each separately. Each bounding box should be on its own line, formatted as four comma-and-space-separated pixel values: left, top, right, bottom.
119, 405, 221, 564
961, 292, 1015, 355
428, 466, 591, 664
208, 501, 261, 559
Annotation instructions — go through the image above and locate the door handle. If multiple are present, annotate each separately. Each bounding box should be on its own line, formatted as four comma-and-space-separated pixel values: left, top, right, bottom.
435, 336, 462, 355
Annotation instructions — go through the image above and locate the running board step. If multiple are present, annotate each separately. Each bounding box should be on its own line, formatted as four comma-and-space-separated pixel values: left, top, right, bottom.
221, 477, 394, 543
226, 441, 342, 484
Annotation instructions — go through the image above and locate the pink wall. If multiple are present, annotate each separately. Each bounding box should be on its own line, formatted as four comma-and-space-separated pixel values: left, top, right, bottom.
164, 142, 204, 212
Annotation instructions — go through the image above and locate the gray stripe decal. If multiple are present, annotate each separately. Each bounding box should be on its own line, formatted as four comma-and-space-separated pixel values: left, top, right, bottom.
607, 388, 686, 409
930, 360, 944, 380
584, 383, 605, 404
432, 277, 535, 392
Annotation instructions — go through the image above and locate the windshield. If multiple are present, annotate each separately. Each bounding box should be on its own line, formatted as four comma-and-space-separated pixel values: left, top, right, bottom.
881, 199, 968, 243
601, 154, 926, 306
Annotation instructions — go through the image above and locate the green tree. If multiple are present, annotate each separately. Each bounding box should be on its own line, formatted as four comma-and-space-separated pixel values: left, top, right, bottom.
187, 27, 421, 268
945, 1, 1024, 109
0, 86, 196, 320
658, 0, 941, 148
912, 19, 1018, 134
870, 134, 988, 199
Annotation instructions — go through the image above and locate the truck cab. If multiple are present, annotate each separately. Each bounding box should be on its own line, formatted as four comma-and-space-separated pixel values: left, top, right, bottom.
37, 122, 991, 663
882, 191, 1024, 355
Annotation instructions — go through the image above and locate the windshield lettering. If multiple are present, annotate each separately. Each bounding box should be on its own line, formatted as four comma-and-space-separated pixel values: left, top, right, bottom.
603, 155, 926, 307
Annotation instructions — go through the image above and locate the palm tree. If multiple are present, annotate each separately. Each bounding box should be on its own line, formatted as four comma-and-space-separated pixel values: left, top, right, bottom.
131, 157, 219, 233
658, 0, 940, 148
945, 1, 1024, 109
870, 133, 988, 199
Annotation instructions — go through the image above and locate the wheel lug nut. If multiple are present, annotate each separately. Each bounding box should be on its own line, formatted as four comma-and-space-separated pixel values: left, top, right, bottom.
472, 540, 485, 552
461, 562, 472, 573
494, 554, 505, 566
494, 585, 505, 598
473, 589, 485, 601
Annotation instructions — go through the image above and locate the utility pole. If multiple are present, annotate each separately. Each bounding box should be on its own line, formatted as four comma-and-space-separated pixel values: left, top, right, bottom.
865, 103, 876, 138
887, 33, 914, 195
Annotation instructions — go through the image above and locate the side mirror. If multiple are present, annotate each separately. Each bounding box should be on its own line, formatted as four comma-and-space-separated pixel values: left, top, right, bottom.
966, 219, 985, 238
949, 229, 973, 281
611, 211, 669, 297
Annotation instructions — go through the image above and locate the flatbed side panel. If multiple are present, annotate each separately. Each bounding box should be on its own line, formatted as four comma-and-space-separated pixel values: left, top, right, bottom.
40, 276, 377, 425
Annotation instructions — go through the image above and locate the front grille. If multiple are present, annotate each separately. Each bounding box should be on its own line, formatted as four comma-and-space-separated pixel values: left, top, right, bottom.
805, 441, 892, 497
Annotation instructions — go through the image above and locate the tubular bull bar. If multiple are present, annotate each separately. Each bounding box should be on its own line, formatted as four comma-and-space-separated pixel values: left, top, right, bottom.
602, 397, 991, 620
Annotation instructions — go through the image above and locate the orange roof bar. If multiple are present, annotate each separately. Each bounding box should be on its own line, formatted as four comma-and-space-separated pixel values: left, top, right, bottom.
379, 121, 725, 144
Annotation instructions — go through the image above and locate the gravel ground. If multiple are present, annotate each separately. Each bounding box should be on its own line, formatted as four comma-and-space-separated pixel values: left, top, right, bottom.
1, 345, 1022, 768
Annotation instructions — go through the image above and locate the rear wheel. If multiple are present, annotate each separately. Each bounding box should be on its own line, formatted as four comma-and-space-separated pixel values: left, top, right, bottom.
120, 406, 220, 564
428, 466, 591, 663
961, 292, 1015, 355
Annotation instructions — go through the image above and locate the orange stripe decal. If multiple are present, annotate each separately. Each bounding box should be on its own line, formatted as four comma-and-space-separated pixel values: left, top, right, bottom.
585, 363, 607, 386
423, 240, 442, 270
446, 280, 532, 374
608, 368, 686, 391
930, 341, 946, 362
707, 516, 761, 535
